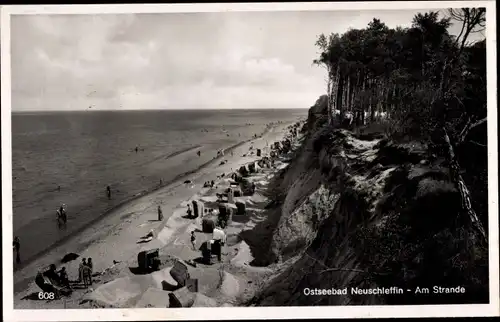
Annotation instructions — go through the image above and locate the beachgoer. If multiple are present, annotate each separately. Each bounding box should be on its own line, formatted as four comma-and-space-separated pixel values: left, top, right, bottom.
61, 204, 67, 223
106, 185, 111, 200
158, 205, 163, 221
45, 264, 61, 285
197, 151, 201, 157
57, 185, 61, 192
13, 236, 20, 264
186, 205, 192, 218
58, 267, 70, 288
190, 231, 196, 250
87, 258, 93, 272
79, 258, 87, 286
56, 205, 66, 226
144, 229, 154, 239
86, 258, 93, 286
135, 146, 139, 153
214, 240, 222, 262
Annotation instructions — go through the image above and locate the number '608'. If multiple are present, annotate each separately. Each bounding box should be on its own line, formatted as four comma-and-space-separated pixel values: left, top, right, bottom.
38, 292, 55, 300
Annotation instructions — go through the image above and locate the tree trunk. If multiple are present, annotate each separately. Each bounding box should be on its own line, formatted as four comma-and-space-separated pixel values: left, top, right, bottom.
348, 76, 355, 114
326, 72, 333, 126
337, 72, 345, 123
344, 76, 350, 114
370, 78, 377, 122
332, 65, 340, 122
443, 128, 487, 242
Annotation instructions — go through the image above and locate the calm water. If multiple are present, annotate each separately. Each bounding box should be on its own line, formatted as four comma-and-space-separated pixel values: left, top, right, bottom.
11, 109, 306, 267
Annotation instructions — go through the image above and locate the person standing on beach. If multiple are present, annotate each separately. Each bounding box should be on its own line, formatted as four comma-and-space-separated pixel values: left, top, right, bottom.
106, 185, 111, 200
135, 146, 139, 153
86, 258, 93, 286
186, 205, 192, 218
197, 150, 201, 157
13, 236, 21, 264
56, 205, 67, 227
158, 205, 163, 221
79, 258, 87, 286
190, 231, 197, 250
60, 204, 67, 224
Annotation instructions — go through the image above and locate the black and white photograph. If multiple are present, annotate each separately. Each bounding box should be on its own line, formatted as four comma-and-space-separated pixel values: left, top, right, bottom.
1, 1, 498, 320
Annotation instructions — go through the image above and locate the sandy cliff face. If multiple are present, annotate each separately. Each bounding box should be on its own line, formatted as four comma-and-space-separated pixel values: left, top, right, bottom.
248, 97, 488, 306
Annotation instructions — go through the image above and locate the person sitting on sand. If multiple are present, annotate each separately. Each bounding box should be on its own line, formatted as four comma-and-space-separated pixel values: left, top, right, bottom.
158, 205, 163, 221
186, 205, 192, 218
58, 267, 70, 288
45, 264, 62, 286
190, 231, 197, 250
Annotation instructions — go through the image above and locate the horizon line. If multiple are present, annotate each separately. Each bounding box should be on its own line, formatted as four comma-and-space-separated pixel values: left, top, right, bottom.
11, 107, 310, 113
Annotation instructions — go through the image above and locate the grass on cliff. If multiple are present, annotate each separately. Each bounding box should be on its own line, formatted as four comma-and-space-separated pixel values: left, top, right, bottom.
354, 166, 489, 304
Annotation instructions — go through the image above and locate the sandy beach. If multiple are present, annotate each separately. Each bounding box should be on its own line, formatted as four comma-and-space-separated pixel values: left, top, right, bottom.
14, 119, 303, 309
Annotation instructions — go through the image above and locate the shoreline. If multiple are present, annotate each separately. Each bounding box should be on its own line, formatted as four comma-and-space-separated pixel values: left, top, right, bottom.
13, 121, 289, 295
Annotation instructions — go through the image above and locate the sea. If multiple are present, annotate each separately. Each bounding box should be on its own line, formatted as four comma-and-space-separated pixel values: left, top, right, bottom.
11, 108, 307, 270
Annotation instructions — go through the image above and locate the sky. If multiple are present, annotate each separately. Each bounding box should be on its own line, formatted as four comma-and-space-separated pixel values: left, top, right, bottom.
10, 9, 486, 111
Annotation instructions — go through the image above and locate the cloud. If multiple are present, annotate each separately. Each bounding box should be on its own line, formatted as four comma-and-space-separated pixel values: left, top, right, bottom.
10, 9, 478, 111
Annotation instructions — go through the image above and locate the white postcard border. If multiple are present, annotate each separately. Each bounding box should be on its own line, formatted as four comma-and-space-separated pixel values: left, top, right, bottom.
2, 1, 498, 320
